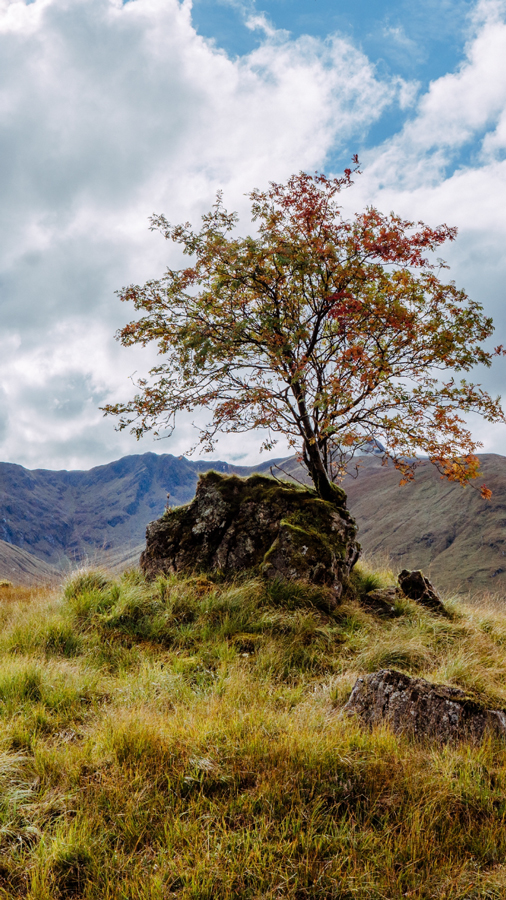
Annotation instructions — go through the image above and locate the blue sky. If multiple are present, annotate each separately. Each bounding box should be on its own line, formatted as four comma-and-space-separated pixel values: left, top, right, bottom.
192, 0, 475, 152
0, 0, 505, 469
192, 0, 473, 81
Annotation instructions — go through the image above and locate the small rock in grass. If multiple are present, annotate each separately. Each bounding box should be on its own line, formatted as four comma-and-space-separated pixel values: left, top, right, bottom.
398, 569, 448, 615
361, 587, 400, 618
344, 668, 506, 742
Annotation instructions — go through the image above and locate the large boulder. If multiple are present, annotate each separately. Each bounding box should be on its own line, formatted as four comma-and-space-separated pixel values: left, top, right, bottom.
344, 669, 506, 742
140, 471, 360, 601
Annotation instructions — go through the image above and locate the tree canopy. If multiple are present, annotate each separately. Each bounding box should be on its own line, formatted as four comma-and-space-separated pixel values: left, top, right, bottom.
104, 165, 505, 503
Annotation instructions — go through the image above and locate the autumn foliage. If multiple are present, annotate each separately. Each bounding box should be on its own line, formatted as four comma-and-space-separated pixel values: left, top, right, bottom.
104, 164, 505, 503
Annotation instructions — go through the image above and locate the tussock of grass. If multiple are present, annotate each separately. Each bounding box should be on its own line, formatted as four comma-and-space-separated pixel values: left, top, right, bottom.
348, 556, 396, 597
0, 566, 504, 896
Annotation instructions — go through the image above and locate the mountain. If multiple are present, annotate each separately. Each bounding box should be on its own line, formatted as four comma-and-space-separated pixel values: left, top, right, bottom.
0, 452, 281, 569
0, 540, 60, 585
1, 450, 506, 595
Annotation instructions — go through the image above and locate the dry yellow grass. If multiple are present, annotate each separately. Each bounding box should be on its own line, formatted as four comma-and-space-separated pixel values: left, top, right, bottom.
0, 565, 504, 897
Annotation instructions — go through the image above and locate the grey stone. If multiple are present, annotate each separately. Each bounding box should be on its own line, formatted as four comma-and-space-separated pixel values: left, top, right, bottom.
140, 471, 360, 603
361, 587, 400, 617
398, 569, 448, 615
344, 669, 506, 742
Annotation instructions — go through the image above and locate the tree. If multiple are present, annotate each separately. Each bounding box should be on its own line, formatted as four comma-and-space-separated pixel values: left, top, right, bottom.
103, 164, 505, 505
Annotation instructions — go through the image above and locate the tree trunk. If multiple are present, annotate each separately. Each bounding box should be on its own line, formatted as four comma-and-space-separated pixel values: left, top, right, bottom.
289, 377, 348, 508
303, 438, 347, 509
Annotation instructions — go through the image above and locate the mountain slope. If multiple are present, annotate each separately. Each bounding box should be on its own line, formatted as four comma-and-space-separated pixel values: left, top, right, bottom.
343, 454, 506, 594
0, 540, 60, 585
0, 452, 280, 567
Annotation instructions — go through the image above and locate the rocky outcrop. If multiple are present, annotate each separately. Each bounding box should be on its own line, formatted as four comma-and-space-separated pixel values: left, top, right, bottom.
344, 669, 506, 742
140, 471, 360, 601
398, 569, 448, 615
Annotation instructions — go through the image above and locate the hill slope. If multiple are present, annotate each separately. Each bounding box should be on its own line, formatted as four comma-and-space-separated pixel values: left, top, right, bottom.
343, 454, 506, 594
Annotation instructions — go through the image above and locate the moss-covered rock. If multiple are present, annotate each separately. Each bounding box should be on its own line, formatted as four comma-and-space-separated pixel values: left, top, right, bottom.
140, 472, 360, 602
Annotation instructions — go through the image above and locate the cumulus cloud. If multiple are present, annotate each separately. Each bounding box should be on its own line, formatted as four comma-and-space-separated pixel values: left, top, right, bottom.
0, 0, 409, 469
340, 0, 506, 454
2, 0, 506, 468
357, 0, 506, 185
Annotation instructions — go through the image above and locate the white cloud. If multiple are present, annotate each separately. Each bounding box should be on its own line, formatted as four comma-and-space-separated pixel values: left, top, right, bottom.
3, 0, 506, 467
413, 10, 506, 151
340, 0, 506, 455
0, 0, 408, 469
356, 0, 506, 190
245, 11, 277, 37
354, 0, 506, 259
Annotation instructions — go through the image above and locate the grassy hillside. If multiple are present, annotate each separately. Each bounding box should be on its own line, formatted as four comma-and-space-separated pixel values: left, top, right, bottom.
1, 568, 506, 897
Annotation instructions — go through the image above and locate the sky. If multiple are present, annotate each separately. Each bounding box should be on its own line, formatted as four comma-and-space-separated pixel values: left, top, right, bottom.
1, 0, 506, 471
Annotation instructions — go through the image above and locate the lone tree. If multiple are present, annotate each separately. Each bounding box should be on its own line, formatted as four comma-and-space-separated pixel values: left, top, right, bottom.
104, 164, 505, 504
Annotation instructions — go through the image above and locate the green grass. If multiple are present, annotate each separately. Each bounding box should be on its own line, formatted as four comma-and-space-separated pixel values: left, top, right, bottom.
0, 568, 505, 896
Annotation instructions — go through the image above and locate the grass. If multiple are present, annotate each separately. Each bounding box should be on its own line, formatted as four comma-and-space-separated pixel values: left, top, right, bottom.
0, 565, 505, 896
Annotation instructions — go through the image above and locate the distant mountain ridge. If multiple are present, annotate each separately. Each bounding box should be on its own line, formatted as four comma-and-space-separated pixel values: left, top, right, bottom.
2, 451, 506, 595
0, 452, 280, 568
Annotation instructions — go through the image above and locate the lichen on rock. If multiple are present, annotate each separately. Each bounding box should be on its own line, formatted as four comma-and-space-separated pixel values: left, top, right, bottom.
140, 471, 360, 602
